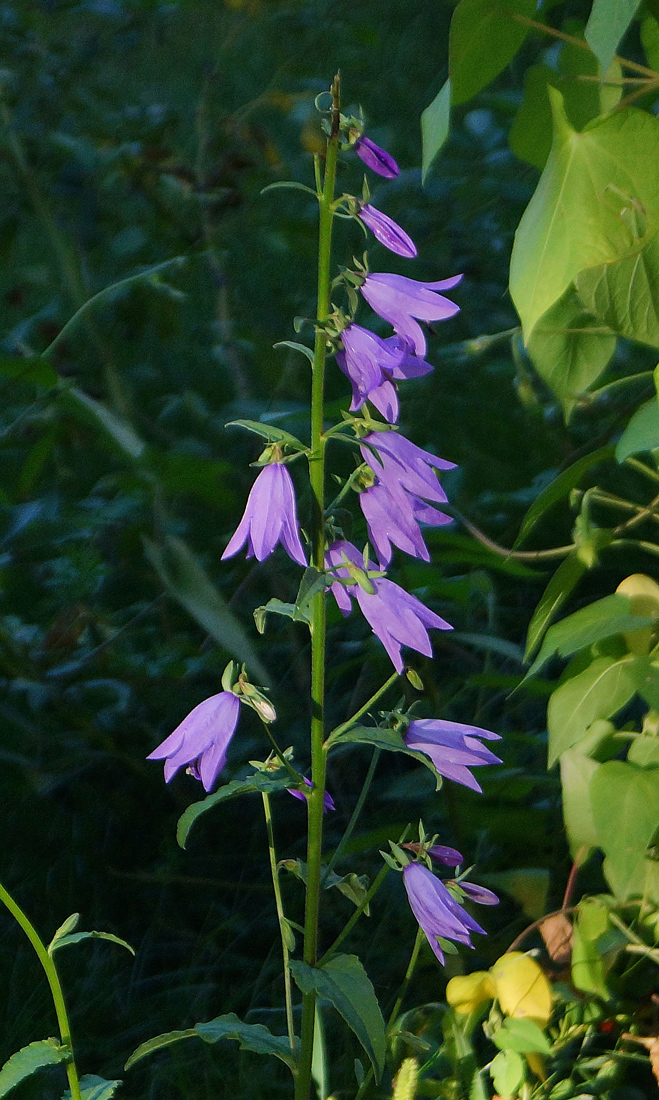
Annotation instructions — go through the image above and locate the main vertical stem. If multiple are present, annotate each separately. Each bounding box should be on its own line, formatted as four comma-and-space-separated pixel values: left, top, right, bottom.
295, 74, 340, 1100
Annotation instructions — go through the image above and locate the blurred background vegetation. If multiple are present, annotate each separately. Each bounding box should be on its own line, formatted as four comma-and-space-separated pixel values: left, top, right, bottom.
1, 1, 656, 1097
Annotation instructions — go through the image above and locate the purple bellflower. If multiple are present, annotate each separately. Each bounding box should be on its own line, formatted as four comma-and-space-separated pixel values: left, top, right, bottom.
404, 718, 502, 792
403, 862, 486, 964
354, 135, 399, 178
221, 462, 307, 567
147, 690, 241, 792
337, 329, 434, 423
287, 776, 336, 812
403, 841, 463, 867
359, 204, 417, 259
459, 881, 499, 906
361, 430, 455, 501
325, 540, 452, 672
361, 272, 462, 356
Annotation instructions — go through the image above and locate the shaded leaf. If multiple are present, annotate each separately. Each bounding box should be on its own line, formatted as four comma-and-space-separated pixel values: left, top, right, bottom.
490, 1049, 525, 1099
331, 726, 441, 787
143, 535, 268, 682
585, 0, 642, 75
50, 930, 134, 956
177, 773, 293, 848
273, 341, 314, 364
615, 397, 659, 461
515, 446, 614, 548
125, 1015, 297, 1073
481, 869, 549, 919
0, 355, 58, 389
523, 552, 587, 662
448, 0, 535, 106
0, 1039, 67, 1098
491, 1016, 551, 1054
61, 1075, 122, 1100
225, 419, 306, 450
289, 955, 385, 1081
571, 897, 615, 997
421, 79, 451, 184
60, 387, 145, 461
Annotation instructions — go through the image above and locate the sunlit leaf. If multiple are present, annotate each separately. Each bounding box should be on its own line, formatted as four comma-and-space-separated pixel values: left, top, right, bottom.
0, 1039, 67, 1097
585, 0, 642, 75
547, 655, 637, 765
421, 79, 451, 183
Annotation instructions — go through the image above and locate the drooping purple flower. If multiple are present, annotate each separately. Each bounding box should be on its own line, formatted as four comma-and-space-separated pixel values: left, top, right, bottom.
383, 336, 435, 382
359, 479, 432, 566
403, 862, 486, 964
361, 431, 456, 504
354, 135, 399, 179
404, 718, 501, 792
287, 776, 336, 812
359, 204, 417, 259
325, 540, 452, 672
336, 325, 405, 414
428, 844, 463, 867
147, 691, 241, 792
221, 462, 307, 567
459, 881, 499, 906
367, 378, 399, 423
361, 272, 462, 356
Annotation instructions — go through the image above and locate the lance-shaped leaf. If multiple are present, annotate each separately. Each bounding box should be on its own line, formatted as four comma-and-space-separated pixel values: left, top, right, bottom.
125, 1014, 298, 1073
523, 552, 587, 662
225, 419, 306, 450
328, 726, 442, 787
61, 1075, 122, 1100
421, 79, 451, 184
585, 0, 642, 76
144, 534, 268, 682
50, 930, 134, 956
59, 387, 146, 461
448, 0, 536, 106
615, 397, 659, 462
0, 1039, 67, 1098
510, 93, 659, 341
515, 445, 614, 549
289, 955, 385, 1081
177, 772, 294, 848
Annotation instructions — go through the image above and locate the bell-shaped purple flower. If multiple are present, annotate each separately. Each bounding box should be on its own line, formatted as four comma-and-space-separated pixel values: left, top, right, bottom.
428, 844, 463, 867
403, 862, 486, 964
459, 881, 499, 906
221, 462, 307, 567
361, 431, 456, 503
361, 272, 462, 356
287, 776, 336, 812
359, 204, 417, 259
325, 540, 452, 672
354, 135, 399, 178
337, 325, 404, 415
404, 718, 501, 792
147, 691, 241, 792
359, 479, 433, 566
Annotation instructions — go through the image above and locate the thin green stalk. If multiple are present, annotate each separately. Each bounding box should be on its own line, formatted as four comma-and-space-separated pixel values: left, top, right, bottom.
296, 73, 341, 1100
0, 882, 83, 1100
262, 793, 296, 1051
625, 457, 659, 486
326, 671, 400, 746
323, 748, 380, 881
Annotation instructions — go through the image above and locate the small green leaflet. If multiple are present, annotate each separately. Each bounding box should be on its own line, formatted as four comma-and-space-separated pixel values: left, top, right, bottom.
523, 551, 587, 662
50, 930, 134, 956
274, 341, 315, 365
0, 1039, 67, 1098
225, 419, 306, 450
591, 760, 659, 901
547, 655, 637, 766
125, 1014, 298, 1073
289, 955, 385, 1081
177, 772, 294, 848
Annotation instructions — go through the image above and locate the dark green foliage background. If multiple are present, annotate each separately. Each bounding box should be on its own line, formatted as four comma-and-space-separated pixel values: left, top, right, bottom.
0, 1, 652, 1096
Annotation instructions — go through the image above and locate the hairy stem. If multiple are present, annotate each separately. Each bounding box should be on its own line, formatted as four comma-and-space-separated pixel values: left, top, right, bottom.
0, 882, 83, 1100
296, 72, 341, 1100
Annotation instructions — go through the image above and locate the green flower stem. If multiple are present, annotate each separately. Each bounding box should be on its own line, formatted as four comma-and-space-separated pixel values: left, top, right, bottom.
320, 825, 411, 967
0, 881, 83, 1100
323, 748, 380, 882
295, 73, 341, 1100
325, 671, 400, 746
262, 793, 296, 1051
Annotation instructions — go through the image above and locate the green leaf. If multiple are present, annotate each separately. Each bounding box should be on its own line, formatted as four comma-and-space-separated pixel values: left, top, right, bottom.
525, 592, 651, 680
177, 773, 293, 848
615, 397, 659, 461
576, 231, 659, 349
273, 340, 315, 364
489, 1050, 525, 1098
143, 535, 268, 683
125, 1015, 297, 1073
628, 655, 659, 710
510, 94, 659, 341
509, 65, 561, 171
330, 726, 442, 787
571, 897, 612, 997
560, 749, 600, 859
421, 79, 451, 184
641, 15, 659, 71
628, 730, 659, 765
254, 599, 304, 634
289, 955, 385, 1081
225, 419, 306, 450
591, 760, 659, 899
515, 445, 614, 548
585, 0, 642, 76
0, 1039, 67, 1097
523, 552, 587, 662
50, 930, 135, 956
295, 568, 328, 617
62, 1075, 122, 1100
491, 1017, 551, 1055
547, 655, 637, 766
60, 387, 146, 460
448, 0, 535, 106
261, 182, 317, 196
0, 354, 58, 389
48, 913, 80, 954
526, 286, 616, 419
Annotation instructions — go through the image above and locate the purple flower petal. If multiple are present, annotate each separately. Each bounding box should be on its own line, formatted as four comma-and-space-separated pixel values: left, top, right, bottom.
360, 481, 430, 567
361, 272, 462, 356
287, 776, 335, 812
148, 691, 241, 792
222, 463, 307, 567
367, 378, 399, 423
427, 844, 463, 867
403, 863, 486, 964
355, 135, 399, 179
337, 324, 405, 411
359, 204, 417, 259
404, 718, 501, 792
459, 881, 499, 906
